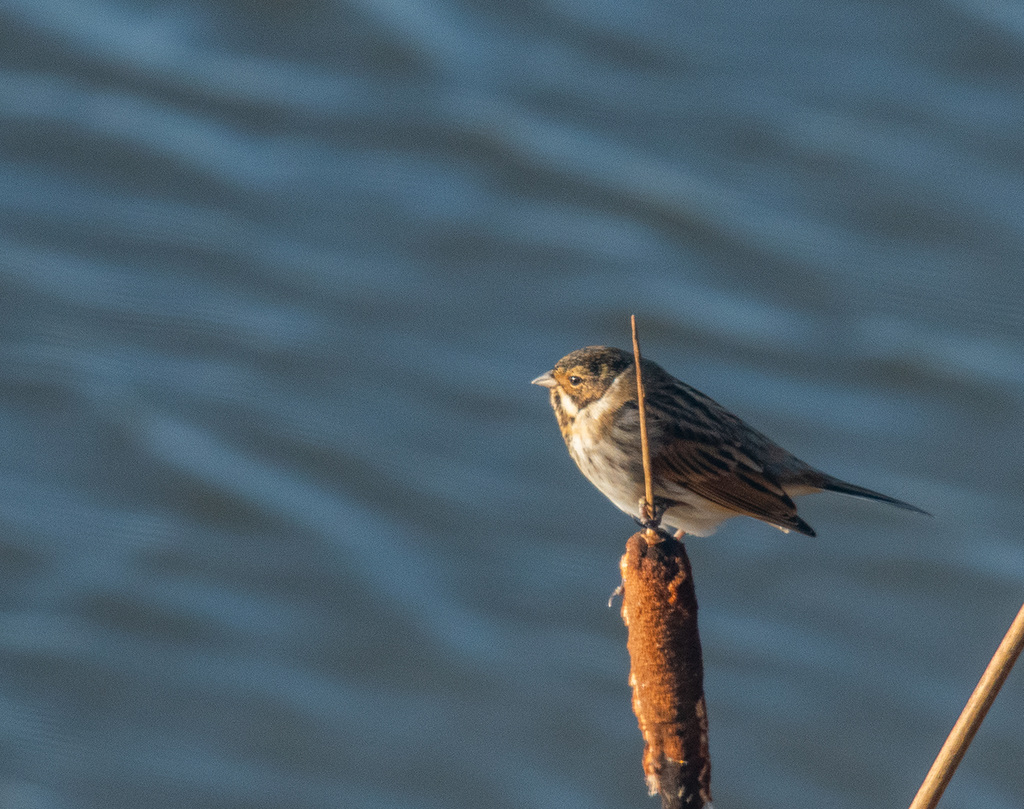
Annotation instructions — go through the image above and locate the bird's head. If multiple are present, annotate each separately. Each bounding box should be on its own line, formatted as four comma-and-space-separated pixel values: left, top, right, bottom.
532, 346, 632, 416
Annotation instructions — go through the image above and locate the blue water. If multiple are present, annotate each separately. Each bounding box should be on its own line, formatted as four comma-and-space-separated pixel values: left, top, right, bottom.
1, 1, 1022, 807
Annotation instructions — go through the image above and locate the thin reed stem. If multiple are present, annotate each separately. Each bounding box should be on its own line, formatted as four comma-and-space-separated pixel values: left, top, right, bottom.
909, 601, 1024, 809
630, 315, 657, 536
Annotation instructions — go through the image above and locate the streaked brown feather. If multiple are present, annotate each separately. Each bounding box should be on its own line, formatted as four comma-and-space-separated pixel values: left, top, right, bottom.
651, 440, 813, 535
637, 359, 818, 534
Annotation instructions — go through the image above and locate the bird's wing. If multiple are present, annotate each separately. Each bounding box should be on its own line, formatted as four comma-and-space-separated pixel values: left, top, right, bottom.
651, 438, 814, 536
642, 376, 816, 536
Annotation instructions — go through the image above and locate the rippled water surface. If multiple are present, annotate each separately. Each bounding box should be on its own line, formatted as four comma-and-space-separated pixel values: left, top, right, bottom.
1, 1, 1023, 807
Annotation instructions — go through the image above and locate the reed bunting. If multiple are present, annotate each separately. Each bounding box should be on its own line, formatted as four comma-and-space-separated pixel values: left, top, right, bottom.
533, 346, 927, 537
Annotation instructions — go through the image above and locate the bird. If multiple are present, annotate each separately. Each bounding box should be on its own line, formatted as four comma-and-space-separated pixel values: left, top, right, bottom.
532, 346, 928, 537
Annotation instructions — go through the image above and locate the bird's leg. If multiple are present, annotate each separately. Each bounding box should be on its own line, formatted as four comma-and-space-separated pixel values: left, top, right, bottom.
638, 497, 670, 527
637, 498, 670, 538
674, 528, 686, 539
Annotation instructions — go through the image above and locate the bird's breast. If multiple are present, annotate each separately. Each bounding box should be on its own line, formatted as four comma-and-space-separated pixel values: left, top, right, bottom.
563, 385, 645, 515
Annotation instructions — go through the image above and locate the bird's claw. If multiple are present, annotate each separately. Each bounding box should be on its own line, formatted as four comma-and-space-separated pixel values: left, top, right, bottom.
637, 498, 667, 525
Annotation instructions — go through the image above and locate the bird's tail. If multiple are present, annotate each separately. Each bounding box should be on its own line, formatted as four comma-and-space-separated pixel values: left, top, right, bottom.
818, 475, 930, 516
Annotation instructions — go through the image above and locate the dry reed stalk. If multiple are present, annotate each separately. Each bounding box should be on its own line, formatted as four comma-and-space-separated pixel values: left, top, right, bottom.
909, 601, 1024, 809
631, 314, 658, 540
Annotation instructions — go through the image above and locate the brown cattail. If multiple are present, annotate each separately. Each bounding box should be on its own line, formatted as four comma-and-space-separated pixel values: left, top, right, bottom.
620, 530, 711, 809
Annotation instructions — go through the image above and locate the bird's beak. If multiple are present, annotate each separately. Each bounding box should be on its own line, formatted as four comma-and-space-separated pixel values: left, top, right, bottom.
531, 371, 557, 388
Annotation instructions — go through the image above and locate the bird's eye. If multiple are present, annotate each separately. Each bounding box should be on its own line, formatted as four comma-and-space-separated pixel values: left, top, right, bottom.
568, 375, 583, 386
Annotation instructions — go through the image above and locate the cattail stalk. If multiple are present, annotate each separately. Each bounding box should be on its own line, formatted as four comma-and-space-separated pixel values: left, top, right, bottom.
622, 316, 711, 808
